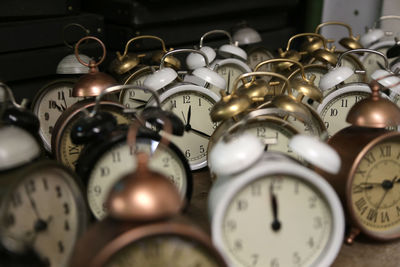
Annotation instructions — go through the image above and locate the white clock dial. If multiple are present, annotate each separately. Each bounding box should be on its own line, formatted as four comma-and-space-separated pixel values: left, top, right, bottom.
221, 174, 332, 267
1, 165, 86, 267
87, 139, 188, 220
317, 84, 372, 138
208, 59, 252, 95
32, 80, 84, 151
155, 85, 219, 170
120, 68, 155, 109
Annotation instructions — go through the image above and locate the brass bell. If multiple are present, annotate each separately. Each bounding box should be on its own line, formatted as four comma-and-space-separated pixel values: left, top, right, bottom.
109, 51, 142, 75
347, 79, 400, 128
315, 21, 363, 50
72, 36, 118, 97
151, 49, 181, 70
210, 90, 252, 122
271, 94, 312, 120
301, 36, 324, 54
236, 79, 268, 100
312, 48, 338, 66
291, 77, 323, 103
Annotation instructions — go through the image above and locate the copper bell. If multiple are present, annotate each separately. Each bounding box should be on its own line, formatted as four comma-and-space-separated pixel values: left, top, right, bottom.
347, 80, 400, 128
107, 152, 183, 221
72, 36, 118, 97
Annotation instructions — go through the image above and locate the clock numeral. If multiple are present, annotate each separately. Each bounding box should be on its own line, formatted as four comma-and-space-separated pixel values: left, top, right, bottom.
42, 178, 49, 191
330, 108, 338, 117
212, 122, 218, 129
379, 145, 391, 158
324, 121, 330, 129
93, 185, 102, 196
111, 151, 121, 163
364, 152, 376, 166
182, 95, 191, 104
270, 258, 280, 267
26, 179, 36, 194
56, 186, 62, 198
381, 211, 390, 223
396, 206, 400, 216
63, 203, 70, 215
100, 167, 110, 177
48, 126, 53, 134
225, 219, 237, 232
294, 182, 299, 194
307, 237, 314, 248
341, 99, 348, 107
355, 197, 368, 215
256, 127, 266, 138
308, 195, 317, 208
293, 252, 301, 266
366, 208, 378, 223
44, 112, 50, 121
57, 91, 64, 100
184, 149, 191, 158
64, 220, 70, 231
162, 157, 170, 168
313, 216, 322, 229
4, 213, 15, 227
198, 98, 202, 106
251, 254, 259, 266
199, 145, 205, 154
251, 184, 261, 196
236, 199, 248, 211
355, 169, 366, 177
68, 145, 80, 155
170, 100, 177, 108
49, 100, 57, 109
129, 90, 136, 97
234, 239, 242, 251
58, 241, 64, 253
10, 192, 22, 208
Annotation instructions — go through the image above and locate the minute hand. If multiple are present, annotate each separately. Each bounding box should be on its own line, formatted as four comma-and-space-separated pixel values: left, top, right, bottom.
190, 128, 211, 139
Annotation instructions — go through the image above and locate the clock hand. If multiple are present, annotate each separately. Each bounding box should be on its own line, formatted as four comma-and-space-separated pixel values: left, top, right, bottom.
227, 70, 231, 93
61, 91, 68, 110
24, 183, 49, 233
184, 106, 192, 131
376, 176, 398, 210
181, 111, 186, 124
189, 127, 211, 139
53, 103, 64, 112
269, 182, 281, 232
129, 97, 148, 104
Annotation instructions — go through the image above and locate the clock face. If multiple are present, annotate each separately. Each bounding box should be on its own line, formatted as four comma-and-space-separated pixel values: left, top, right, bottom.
239, 118, 300, 160
318, 88, 369, 138
103, 234, 222, 267
1, 164, 86, 267
220, 174, 333, 267
208, 59, 251, 95
87, 139, 189, 220
120, 68, 154, 109
286, 107, 325, 137
350, 137, 400, 237
56, 105, 132, 170
247, 48, 274, 70
32, 80, 84, 151
159, 88, 218, 170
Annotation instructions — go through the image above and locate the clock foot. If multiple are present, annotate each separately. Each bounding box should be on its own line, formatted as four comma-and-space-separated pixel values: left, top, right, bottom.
345, 227, 360, 245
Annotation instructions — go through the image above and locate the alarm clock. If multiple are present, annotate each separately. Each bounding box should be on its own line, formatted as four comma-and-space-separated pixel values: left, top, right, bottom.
320, 79, 400, 243
69, 118, 228, 267
207, 129, 344, 267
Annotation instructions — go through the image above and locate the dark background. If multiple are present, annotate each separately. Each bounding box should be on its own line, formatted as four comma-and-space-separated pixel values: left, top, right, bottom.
0, 0, 320, 102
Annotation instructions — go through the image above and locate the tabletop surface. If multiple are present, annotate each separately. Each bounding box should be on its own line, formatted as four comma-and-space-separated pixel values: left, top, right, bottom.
187, 169, 400, 267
